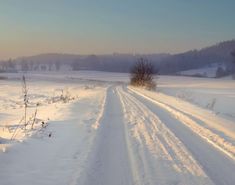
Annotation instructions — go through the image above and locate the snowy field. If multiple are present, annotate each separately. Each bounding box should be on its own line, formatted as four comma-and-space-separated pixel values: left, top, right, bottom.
0, 71, 235, 185
178, 66, 218, 78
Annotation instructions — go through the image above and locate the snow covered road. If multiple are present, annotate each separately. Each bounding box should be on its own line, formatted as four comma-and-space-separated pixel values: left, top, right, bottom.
81, 87, 133, 185
118, 86, 213, 185
80, 86, 217, 185
1, 82, 235, 185
126, 87, 235, 185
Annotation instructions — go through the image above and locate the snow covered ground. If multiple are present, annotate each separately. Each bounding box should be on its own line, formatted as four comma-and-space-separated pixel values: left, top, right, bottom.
179, 66, 218, 78
0, 71, 234, 185
158, 76, 235, 122
178, 64, 227, 78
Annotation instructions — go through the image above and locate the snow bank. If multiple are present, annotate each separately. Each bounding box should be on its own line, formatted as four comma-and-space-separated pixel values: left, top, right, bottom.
130, 86, 235, 161
0, 75, 107, 185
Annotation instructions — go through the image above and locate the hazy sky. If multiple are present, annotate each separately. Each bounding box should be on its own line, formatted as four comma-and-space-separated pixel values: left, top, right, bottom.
1, 0, 235, 59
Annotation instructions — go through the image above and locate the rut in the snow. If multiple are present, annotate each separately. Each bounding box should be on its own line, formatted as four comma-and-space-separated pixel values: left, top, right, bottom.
82, 87, 134, 185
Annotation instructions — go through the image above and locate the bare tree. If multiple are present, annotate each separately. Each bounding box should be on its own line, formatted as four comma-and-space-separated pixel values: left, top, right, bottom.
231, 50, 235, 79
48, 62, 53, 71
55, 61, 61, 71
71, 60, 79, 71
130, 58, 156, 90
6, 59, 16, 71
21, 59, 29, 72
215, 66, 227, 78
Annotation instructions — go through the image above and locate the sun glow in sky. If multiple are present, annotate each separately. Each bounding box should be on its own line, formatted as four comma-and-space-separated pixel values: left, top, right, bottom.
1, 0, 235, 59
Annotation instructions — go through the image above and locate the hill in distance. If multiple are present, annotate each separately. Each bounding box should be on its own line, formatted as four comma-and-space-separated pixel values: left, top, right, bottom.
1, 40, 235, 75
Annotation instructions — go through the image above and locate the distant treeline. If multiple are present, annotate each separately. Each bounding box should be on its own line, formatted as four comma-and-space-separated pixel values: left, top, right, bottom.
1, 40, 235, 77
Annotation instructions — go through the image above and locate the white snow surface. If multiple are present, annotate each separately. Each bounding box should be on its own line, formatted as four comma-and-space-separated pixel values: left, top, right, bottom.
179, 66, 218, 78
0, 71, 234, 185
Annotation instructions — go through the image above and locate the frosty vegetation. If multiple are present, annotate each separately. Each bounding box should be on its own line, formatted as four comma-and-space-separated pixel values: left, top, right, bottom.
9, 76, 77, 141
130, 58, 157, 90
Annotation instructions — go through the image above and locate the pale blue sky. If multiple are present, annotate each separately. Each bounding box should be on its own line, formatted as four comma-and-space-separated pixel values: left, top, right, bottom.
0, 0, 235, 59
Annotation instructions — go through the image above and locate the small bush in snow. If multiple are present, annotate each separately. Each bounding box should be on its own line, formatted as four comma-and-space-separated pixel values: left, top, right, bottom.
130, 58, 157, 90
206, 98, 216, 110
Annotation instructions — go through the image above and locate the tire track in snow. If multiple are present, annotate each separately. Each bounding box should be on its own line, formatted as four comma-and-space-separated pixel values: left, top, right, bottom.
81, 86, 134, 185
91, 86, 107, 130
127, 87, 235, 185
117, 86, 212, 185
129, 87, 235, 161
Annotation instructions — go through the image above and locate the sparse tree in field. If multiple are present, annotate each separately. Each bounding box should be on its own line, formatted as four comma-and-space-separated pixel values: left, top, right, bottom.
71, 60, 79, 71
6, 59, 16, 71
55, 61, 61, 71
215, 66, 226, 78
41, 65, 47, 71
231, 50, 235, 79
130, 58, 156, 90
0, 60, 8, 71
21, 59, 29, 72
22, 75, 28, 129
29, 60, 34, 71
48, 62, 53, 71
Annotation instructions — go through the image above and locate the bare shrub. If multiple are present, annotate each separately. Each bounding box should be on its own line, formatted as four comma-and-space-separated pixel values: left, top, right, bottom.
215, 66, 227, 78
22, 75, 28, 129
206, 98, 216, 110
130, 58, 156, 90
31, 103, 39, 129
60, 88, 75, 103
